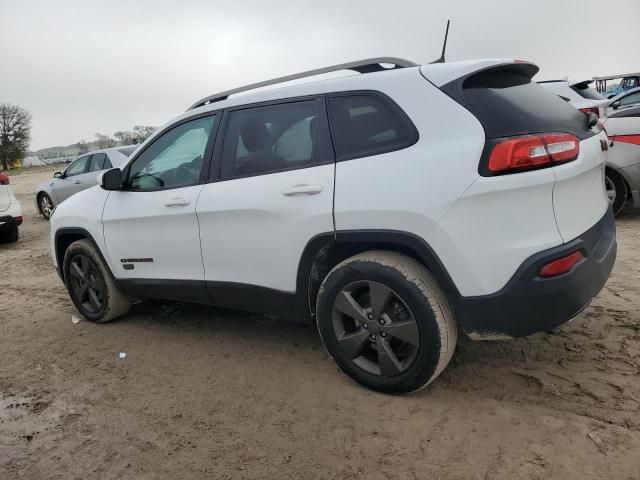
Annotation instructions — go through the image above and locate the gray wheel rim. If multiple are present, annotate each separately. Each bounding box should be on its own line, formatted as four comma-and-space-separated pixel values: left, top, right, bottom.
604, 175, 616, 203
69, 255, 105, 314
40, 195, 53, 217
331, 281, 420, 377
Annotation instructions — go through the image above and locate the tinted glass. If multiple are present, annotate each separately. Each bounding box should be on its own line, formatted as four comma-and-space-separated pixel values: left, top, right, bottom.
220, 101, 320, 179
620, 92, 640, 106
66, 156, 90, 176
328, 94, 416, 161
128, 115, 216, 190
117, 146, 136, 156
572, 83, 605, 100
446, 69, 593, 140
88, 153, 109, 172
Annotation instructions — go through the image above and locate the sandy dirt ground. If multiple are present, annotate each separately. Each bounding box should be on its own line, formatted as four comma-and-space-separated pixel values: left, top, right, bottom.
1, 166, 639, 480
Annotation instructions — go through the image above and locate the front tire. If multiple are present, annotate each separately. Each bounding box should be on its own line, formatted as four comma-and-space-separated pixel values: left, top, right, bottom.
38, 193, 54, 220
316, 251, 457, 394
63, 239, 130, 323
605, 169, 628, 216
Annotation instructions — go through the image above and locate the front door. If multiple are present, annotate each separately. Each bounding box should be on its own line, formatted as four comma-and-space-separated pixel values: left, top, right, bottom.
102, 114, 218, 299
54, 154, 91, 203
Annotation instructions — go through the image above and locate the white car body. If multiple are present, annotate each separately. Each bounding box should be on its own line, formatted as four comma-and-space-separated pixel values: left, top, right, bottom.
539, 79, 608, 114
50, 58, 615, 341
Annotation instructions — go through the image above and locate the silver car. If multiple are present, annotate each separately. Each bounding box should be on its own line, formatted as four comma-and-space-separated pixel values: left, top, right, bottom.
603, 105, 640, 214
606, 87, 640, 117
36, 146, 136, 219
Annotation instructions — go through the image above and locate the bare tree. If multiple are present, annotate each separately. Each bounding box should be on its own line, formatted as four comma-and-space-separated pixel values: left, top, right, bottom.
132, 125, 156, 142
0, 103, 32, 170
95, 132, 116, 149
75, 139, 89, 154
114, 130, 134, 145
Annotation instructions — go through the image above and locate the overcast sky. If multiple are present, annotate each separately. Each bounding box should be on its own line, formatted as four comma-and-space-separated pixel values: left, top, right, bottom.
1, 0, 639, 151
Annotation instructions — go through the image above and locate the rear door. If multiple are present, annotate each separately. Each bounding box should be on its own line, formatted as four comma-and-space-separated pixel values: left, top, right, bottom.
0, 177, 10, 212
196, 98, 335, 303
85, 152, 111, 188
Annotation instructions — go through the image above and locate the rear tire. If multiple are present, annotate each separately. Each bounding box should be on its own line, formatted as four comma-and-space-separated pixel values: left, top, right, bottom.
605, 169, 628, 216
63, 239, 130, 323
316, 251, 457, 394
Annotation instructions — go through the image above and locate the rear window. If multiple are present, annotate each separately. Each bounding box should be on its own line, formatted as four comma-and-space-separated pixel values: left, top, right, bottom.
327, 94, 418, 161
442, 68, 594, 140
572, 83, 605, 101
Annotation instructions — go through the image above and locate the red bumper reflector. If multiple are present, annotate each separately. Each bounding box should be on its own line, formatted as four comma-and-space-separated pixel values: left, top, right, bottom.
539, 251, 584, 278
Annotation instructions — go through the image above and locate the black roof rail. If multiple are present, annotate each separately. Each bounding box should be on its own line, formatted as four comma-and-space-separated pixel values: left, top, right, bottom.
187, 57, 418, 111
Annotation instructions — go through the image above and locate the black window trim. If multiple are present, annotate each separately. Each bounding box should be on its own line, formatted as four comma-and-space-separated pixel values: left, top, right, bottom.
209, 95, 335, 182
325, 90, 419, 162
120, 111, 221, 192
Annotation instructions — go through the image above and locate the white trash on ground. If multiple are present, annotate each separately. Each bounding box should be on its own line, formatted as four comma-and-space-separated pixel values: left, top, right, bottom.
119, 352, 126, 359
71, 315, 81, 324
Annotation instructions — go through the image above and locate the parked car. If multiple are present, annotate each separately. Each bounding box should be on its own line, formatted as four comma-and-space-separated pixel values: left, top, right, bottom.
606, 87, 640, 117
36, 146, 136, 219
539, 78, 637, 215
602, 104, 640, 213
0, 172, 23, 243
538, 79, 608, 117
50, 57, 615, 393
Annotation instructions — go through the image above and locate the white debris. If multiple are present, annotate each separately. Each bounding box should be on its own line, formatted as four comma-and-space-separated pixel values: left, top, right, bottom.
71, 315, 81, 324
119, 352, 126, 359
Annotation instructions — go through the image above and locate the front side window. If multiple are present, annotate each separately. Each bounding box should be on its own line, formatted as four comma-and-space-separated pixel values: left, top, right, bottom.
220, 100, 322, 179
328, 94, 417, 161
127, 115, 216, 190
65, 156, 90, 177
620, 92, 640, 106
88, 153, 111, 172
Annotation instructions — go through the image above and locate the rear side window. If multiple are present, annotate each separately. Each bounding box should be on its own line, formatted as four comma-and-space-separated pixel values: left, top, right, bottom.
328, 94, 417, 161
220, 100, 330, 179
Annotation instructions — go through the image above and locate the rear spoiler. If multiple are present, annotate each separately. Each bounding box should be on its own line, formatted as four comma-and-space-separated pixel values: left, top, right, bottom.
420, 59, 539, 88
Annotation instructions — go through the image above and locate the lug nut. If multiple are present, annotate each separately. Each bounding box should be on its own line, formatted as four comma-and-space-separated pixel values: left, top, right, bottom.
380, 332, 387, 337
367, 313, 373, 320
363, 323, 368, 329
379, 319, 385, 325
370, 334, 376, 340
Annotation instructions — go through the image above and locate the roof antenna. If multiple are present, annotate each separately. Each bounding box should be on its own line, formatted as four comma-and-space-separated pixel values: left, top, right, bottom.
430, 20, 450, 64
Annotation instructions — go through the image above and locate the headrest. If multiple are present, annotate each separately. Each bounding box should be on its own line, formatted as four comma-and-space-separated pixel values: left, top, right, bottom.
240, 117, 273, 152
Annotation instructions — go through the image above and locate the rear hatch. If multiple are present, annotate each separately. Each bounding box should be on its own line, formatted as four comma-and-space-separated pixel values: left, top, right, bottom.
422, 61, 609, 242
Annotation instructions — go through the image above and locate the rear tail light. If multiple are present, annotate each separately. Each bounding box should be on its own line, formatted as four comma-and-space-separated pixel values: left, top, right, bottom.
14, 216, 23, 226
579, 107, 600, 118
487, 133, 580, 173
0, 173, 9, 185
539, 251, 584, 278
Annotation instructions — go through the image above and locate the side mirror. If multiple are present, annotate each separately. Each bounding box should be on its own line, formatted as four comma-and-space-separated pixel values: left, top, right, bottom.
53, 171, 63, 179
99, 168, 123, 190
611, 100, 621, 110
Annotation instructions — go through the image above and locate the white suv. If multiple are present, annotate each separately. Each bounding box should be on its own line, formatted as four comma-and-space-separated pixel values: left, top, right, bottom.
50, 58, 616, 393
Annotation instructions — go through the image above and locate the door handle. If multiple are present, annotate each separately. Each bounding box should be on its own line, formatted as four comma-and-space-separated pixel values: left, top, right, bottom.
74, 180, 82, 185
282, 184, 323, 196
165, 197, 190, 207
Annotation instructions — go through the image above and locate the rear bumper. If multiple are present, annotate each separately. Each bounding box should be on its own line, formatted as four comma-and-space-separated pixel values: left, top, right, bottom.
0, 215, 22, 232
456, 206, 616, 339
